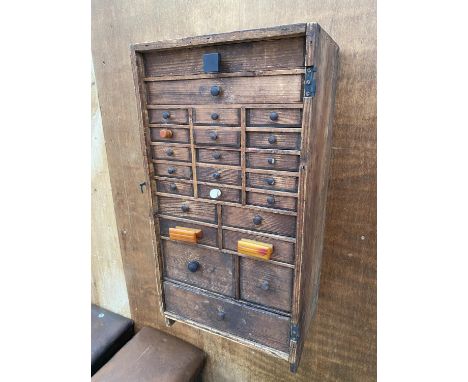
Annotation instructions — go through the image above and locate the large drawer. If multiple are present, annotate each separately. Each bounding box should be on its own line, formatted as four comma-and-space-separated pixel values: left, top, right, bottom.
164, 281, 290, 353
162, 241, 233, 296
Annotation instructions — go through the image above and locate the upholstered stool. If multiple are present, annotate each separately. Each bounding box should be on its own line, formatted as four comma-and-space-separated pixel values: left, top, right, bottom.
91, 304, 134, 375
92, 326, 206, 382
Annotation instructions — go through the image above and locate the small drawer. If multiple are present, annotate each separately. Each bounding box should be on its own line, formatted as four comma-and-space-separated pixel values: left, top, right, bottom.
198, 184, 241, 203
193, 108, 240, 126
222, 205, 296, 237
247, 109, 302, 127
240, 258, 293, 312
159, 218, 217, 247
156, 180, 193, 196
246, 152, 299, 171
164, 281, 290, 353
150, 127, 190, 143
153, 145, 191, 162
162, 241, 233, 296
246, 131, 301, 150
158, 196, 216, 223
148, 109, 188, 124
194, 127, 240, 147
223, 229, 295, 264
154, 163, 192, 180
246, 192, 297, 211
197, 148, 241, 166
197, 166, 241, 186
247, 173, 298, 193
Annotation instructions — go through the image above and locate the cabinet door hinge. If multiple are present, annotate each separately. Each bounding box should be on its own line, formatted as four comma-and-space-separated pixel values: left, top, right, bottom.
290, 323, 300, 341
304, 66, 317, 98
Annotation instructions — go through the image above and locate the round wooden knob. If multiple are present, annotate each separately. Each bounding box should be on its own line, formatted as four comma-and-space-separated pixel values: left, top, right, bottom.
160, 129, 173, 138
217, 311, 225, 321
266, 177, 275, 185
269, 112, 279, 121
166, 148, 174, 156
187, 261, 199, 273
210, 85, 221, 96
162, 111, 171, 119
268, 135, 277, 144
169, 183, 177, 191
253, 215, 263, 225
211, 112, 219, 120
212, 152, 221, 160
167, 167, 176, 175
209, 131, 218, 140
267, 196, 275, 205
261, 281, 270, 291
181, 204, 189, 212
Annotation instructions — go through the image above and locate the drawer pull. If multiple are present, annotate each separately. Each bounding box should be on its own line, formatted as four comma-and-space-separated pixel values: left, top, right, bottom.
212, 172, 221, 180
212, 152, 222, 160
187, 260, 200, 272
260, 281, 270, 291
162, 111, 171, 119
265, 177, 275, 185
237, 238, 273, 260
267, 157, 275, 165
253, 215, 263, 225
217, 311, 225, 321
169, 183, 177, 191
209, 131, 218, 140
181, 204, 190, 212
210, 85, 221, 96
169, 226, 203, 244
160, 129, 173, 138
268, 135, 277, 144
167, 167, 176, 175
166, 148, 174, 156
209, 188, 222, 199
266, 196, 275, 205
211, 112, 219, 120
269, 112, 279, 121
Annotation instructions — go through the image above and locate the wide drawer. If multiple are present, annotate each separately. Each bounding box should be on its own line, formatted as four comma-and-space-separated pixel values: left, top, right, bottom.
197, 148, 240, 166
193, 108, 240, 126
153, 145, 191, 162
247, 173, 298, 193
246, 152, 299, 171
148, 108, 188, 124
158, 196, 216, 223
162, 241, 233, 296
146, 75, 302, 105
194, 127, 240, 147
222, 205, 296, 237
164, 281, 290, 353
246, 191, 297, 211
150, 127, 190, 144
223, 229, 295, 264
156, 179, 193, 196
246, 131, 301, 150
247, 108, 302, 127
197, 166, 241, 186
154, 163, 192, 180
240, 258, 293, 312
198, 184, 241, 203
159, 218, 217, 247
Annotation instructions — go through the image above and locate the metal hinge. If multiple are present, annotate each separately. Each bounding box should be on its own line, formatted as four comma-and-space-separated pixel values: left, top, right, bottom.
290, 324, 300, 341
304, 66, 317, 97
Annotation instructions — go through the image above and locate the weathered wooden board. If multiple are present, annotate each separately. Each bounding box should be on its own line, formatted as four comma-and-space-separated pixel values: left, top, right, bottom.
91, 0, 376, 381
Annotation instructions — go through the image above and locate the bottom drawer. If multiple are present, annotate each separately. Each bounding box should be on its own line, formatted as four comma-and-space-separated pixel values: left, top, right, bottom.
164, 281, 290, 353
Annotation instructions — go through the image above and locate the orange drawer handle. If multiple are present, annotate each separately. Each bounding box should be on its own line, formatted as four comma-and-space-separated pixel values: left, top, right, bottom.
160, 129, 173, 138
237, 239, 273, 260
169, 226, 203, 243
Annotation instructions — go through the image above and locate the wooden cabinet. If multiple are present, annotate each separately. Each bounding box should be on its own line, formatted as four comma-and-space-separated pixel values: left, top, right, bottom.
131, 23, 339, 372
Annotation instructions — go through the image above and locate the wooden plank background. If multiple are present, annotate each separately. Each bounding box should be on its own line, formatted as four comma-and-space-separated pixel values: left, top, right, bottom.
91, 1, 376, 381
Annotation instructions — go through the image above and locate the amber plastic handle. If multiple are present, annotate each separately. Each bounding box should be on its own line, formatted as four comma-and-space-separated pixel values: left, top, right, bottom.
169, 227, 203, 243
237, 239, 273, 260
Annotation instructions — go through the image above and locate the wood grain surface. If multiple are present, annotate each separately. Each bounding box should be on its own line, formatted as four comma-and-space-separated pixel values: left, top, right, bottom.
92, 0, 376, 380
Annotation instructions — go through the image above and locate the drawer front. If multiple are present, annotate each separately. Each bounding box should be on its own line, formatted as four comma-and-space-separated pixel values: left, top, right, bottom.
240, 258, 293, 312
162, 241, 233, 296
247, 173, 298, 192
197, 166, 241, 186
159, 218, 217, 247
148, 108, 188, 124
153, 145, 191, 162
154, 163, 192, 180
222, 206, 296, 237
246, 152, 300, 171
150, 127, 190, 143
156, 180, 193, 196
246, 192, 297, 212
164, 281, 290, 353
197, 148, 241, 166
146, 75, 302, 105
194, 128, 240, 147
247, 108, 302, 127
144, 37, 305, 77
158, 196, 216, 223
223, 230, 295, 264
193, 108, 240, 126
246, 132, 301, 150
198, 184, 241, 203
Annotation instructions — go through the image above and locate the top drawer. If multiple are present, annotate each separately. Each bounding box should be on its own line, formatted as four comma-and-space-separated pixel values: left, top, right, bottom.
143, 37, 305, 77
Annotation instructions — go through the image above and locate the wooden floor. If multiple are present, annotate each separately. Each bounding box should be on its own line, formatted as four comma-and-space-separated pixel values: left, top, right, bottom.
91, 1, 376, 381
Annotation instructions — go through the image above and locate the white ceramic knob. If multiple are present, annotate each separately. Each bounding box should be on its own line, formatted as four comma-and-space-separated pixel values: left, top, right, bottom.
209, 188, 222, 199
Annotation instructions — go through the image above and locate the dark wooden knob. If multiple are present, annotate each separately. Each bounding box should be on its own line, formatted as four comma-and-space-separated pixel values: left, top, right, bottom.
166, 148, 174, 156
268, 135, 277, 144
212, 152, 221, 160
267, 157, 275, 165
209, 131, 218, 140
217, 311, 225, 321
212, 172, 221, 180
169, 183, 177, 191
211, 112, 219, 120
267, 196, 275, 205
181, 204, 190, 212
160, 129, 173, 138
210, 85, 221, 96
261, 281, 270, 291
266, 177, 275, 185
162, 111, 171, 119
187, 260, 199, 273
253, 215, 263, 225
167, 167, 176, 175
269, 112, 279, 121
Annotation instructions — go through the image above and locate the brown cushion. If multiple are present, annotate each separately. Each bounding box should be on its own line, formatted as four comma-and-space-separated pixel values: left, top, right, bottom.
92, 326, 205, 382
